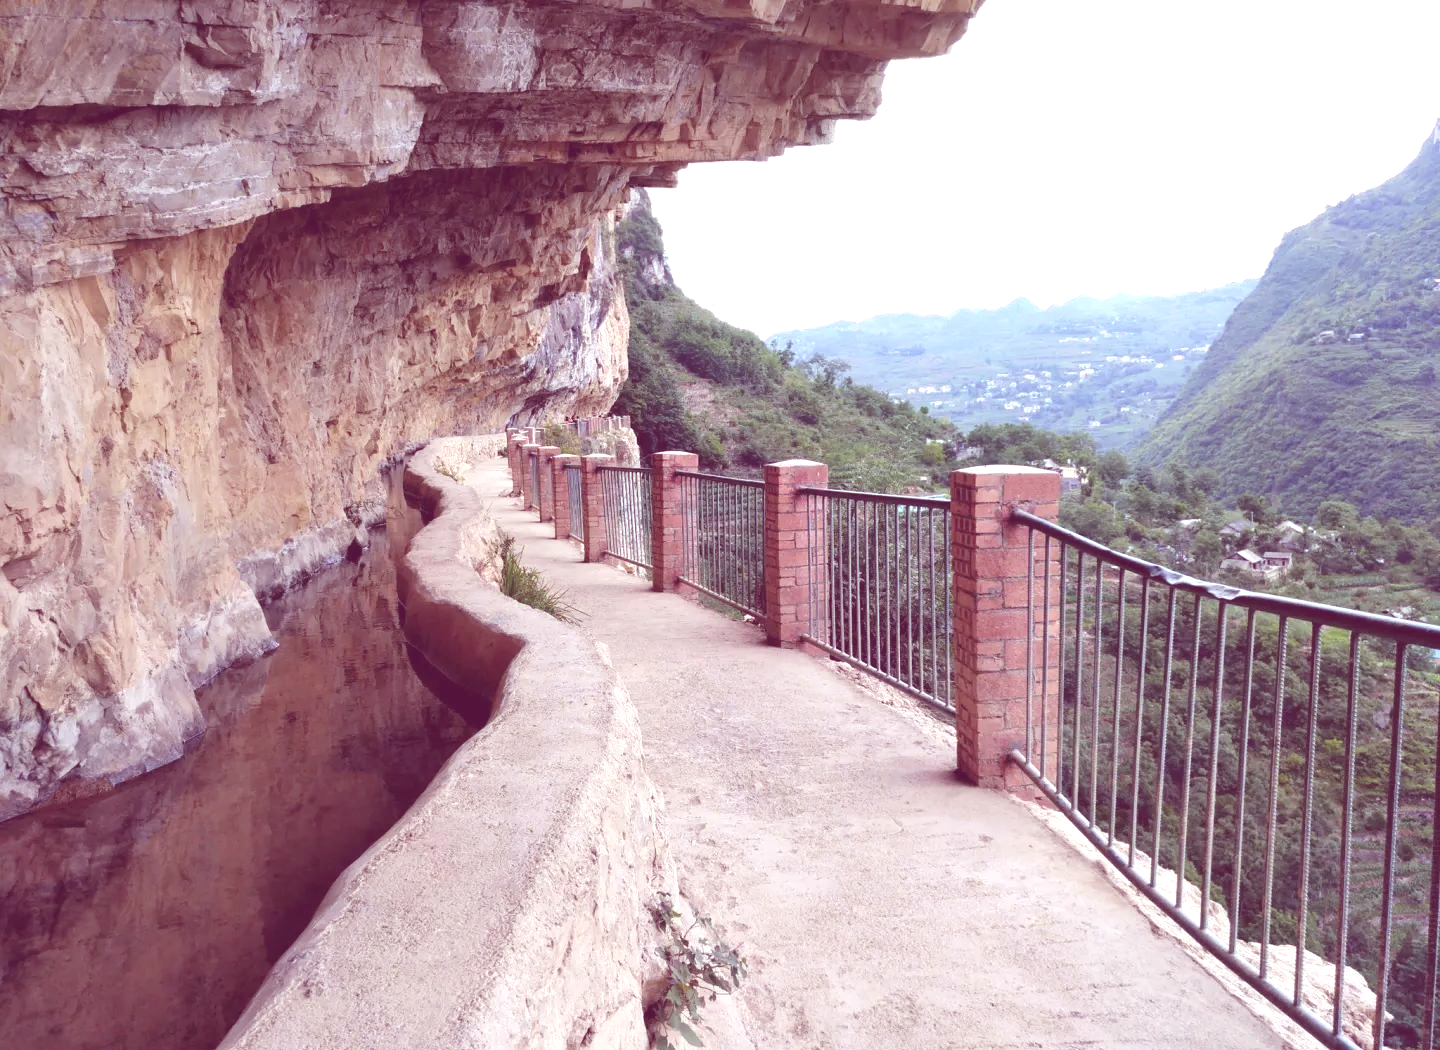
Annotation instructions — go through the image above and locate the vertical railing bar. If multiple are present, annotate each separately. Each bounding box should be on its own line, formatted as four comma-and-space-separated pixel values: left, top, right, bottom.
921, 506, 930, 698
884, 504, 892, 682
841, 500, 850, 651
1151, 588, 1177, 889
1422, 682, 1440, 1050
874, 501, 881, 674
723, 481, 731, 601
861, 500, 869, 670
731, 482, 739, 603
1089, 557, 1104, 823
1127, 575, 1151, 869
803, 488, 813, 636
1373, 641, 1408, 1050
1200, 602, 1228, 933
892, 505, 900, 684
1259, 614, 1290, 982
1040, 534, 1053, 784
1025, 528, 1035, 762
881, 501, 888, 677
1293, 622, 1323, 1006
856, 500, 865, 669
1057, 544, 1069, 801
1107, 568, 1127, 847
1333, 631, 1360, 1038
1072, 549, 1086, 811
1229, 609, 1257, 956
908, 507, 916, 693
863, 501, 872, 671
1416, 676, 1440, 1042
688, 478, 697, 585
943, 505, 952, 708
1176, 592, 1203, 910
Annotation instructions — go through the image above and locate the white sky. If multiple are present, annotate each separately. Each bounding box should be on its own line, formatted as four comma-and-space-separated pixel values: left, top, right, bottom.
649, 0, 1440, 339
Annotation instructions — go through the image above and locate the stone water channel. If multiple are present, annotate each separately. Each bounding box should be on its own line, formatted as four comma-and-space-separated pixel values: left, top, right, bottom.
0, 473, 488, 1050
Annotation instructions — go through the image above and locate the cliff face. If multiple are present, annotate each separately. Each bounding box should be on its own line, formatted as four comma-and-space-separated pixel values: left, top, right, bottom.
0, 0, 983, 818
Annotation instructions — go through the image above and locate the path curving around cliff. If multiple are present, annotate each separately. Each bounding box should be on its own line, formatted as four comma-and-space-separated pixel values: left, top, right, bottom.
480, 455, 1297, 1050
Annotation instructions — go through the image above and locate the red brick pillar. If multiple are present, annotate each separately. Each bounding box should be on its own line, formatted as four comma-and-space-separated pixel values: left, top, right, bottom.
580, 453, 614, 563
519, 443, 541, 510
537, 446, 561, 523
553, 454, 580, 540
951, 466, 1061, 794
506, 431, 524, 497
763, 459, 828, 648
651, 451, 698, 593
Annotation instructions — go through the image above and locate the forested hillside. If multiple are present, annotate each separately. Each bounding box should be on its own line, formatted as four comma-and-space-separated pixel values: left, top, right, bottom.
1140, 126, 1440, 523
612, 193, 959, 492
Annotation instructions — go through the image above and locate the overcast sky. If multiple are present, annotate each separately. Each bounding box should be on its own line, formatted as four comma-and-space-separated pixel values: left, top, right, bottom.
648, 0, 1440, 339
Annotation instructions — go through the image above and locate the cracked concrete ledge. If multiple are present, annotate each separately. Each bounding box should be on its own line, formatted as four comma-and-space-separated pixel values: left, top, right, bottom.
219, 435, 676, 1050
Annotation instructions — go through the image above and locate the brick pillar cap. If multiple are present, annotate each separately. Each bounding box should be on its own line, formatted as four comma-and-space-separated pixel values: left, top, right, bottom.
766, 458, 826, 468
958, 464, 1055, 476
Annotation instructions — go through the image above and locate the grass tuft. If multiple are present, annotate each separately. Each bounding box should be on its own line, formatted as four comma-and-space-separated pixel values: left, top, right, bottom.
490, 533, 581, 623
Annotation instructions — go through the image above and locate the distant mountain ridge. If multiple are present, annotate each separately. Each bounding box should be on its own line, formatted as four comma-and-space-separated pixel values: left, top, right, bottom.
1139, 125, 1440, 524
773, 283, 1256, 448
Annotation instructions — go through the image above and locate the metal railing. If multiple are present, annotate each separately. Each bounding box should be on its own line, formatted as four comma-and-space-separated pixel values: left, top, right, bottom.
676, 471, 765, 618
598, 466, 652, 570
565, 464, 583, 540
1008, 508, 1440, 1050
800, 488, 952, 710
526, 450, 541, 512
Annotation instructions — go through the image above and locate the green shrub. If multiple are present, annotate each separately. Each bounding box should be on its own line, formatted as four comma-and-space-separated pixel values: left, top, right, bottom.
541, 423, 583, 456
490, 533, 580, 623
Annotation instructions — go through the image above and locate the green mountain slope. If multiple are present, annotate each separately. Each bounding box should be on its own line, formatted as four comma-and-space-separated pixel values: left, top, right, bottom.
771, 283, 1255, 449
612, 193, 958, 493
1140, 127, 1440, 523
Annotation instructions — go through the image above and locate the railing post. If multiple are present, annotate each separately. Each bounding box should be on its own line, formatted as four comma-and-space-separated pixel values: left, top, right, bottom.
553, 454, 580, 541
763, 459, 828, 648
580, 454, 615, 563
505, 431, 524, 497
951, 465, 1061, 794
651, 451, 698, 593
520, 443, 541, 510
537, 446, 561, 523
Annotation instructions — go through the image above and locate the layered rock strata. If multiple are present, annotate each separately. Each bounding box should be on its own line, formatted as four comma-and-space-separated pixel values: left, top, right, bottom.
0, 0, 984, 816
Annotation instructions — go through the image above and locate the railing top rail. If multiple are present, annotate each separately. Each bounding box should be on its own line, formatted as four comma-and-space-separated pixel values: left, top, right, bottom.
1012, 506, 1440, 648
798, 485, 948, 510
596, 465, 651, 475
675, 470, 764, 488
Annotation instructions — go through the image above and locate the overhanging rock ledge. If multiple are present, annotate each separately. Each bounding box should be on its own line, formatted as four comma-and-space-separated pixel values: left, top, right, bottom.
0, 0, 985, 817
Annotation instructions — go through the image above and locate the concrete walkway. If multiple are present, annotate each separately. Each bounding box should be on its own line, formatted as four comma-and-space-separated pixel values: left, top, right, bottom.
484, 463, 1292, 1050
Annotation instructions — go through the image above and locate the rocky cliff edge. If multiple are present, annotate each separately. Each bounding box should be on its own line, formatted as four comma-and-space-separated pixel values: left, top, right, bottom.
0, 0, 984, 817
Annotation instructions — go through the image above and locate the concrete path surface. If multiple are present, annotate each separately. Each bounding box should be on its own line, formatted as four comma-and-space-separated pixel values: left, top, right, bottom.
483, 463, 1292, 1050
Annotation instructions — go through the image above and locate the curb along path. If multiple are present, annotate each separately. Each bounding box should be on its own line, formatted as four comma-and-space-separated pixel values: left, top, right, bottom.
480, 461, 1288, 1050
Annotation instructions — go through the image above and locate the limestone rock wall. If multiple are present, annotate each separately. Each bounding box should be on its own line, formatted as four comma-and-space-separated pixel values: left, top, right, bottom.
0, 0, 984, 817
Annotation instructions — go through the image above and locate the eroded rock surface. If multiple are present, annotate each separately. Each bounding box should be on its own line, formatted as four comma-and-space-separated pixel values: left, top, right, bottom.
0, 0, 984, 817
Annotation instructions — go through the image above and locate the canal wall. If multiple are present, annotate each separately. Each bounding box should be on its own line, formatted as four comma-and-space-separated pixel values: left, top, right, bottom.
220, 436, 675, 1050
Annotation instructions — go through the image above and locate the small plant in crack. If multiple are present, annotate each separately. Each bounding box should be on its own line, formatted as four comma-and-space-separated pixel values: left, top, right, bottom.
432, 456, 469, 483
489, 533, 581, 623
647, 892, 747, 1049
